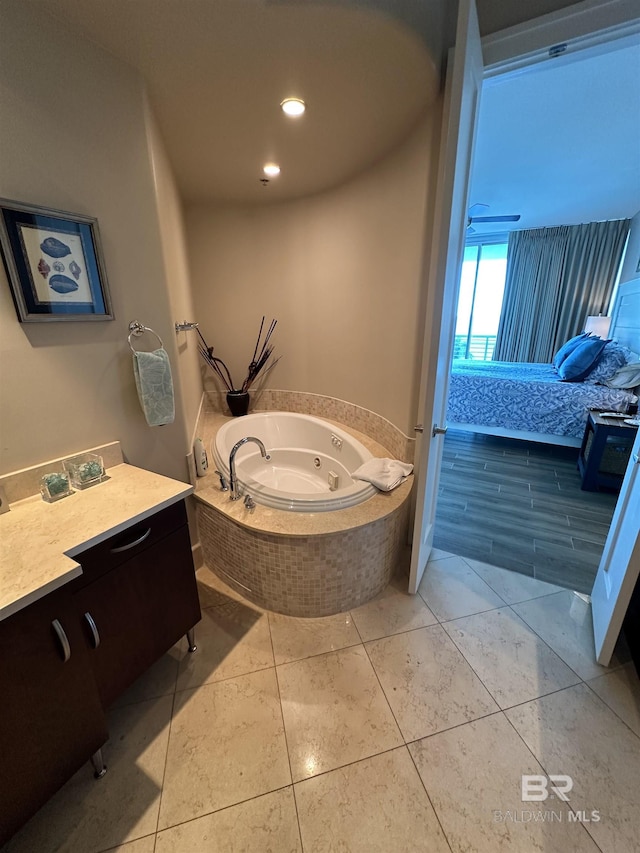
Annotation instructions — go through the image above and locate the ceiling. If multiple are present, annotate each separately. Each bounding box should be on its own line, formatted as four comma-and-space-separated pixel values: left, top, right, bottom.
468, 37, 640, 236
24, 1, 639, 217
34, 0, 443, 204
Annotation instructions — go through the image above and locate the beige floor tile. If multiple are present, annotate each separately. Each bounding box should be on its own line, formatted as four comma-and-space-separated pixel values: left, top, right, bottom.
268, 611, 360, 665
158, 668, 290, 829
112, 646, 181, 709
587, 663, 640, 736
176, 599, 273, 690
196, 565, 252, 609
277, 645, 402, 781
5, 695, 173, 853
409, 713, 599, 853
418, 555, 505, 621
443, 607, 580, 708
506, 682, 640, 853
365, 625, 498, 741
464, 557, 563, 604
512, 590, 627, 680
295, 747, 450, 853
106, 836, 157, 852
430, 547, 455, 561
350, 575, 438, 642
156, 787, 301, 853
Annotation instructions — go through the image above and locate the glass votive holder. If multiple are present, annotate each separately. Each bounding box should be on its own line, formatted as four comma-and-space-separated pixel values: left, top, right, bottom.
63, 453, 105, 489
41, 471, 73, 503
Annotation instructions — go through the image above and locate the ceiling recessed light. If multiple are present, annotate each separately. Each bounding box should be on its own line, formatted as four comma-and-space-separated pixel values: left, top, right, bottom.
281, 98, 306, 117
263, 163, 281, 177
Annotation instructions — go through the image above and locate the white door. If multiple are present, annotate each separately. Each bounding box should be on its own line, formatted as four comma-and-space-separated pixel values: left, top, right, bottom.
592, 429, 640, 665
408, 0, 483, 593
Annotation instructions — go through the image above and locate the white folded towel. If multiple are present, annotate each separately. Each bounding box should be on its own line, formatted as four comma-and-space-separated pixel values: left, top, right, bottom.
352, 458, 414, 491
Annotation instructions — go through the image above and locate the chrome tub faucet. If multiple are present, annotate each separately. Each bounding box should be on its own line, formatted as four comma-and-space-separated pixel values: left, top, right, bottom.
229, 436, 270, 501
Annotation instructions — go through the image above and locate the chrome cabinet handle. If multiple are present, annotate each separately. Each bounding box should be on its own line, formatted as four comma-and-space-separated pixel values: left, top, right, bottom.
84, 611, 100, 648
432, 424, 448, 437
110, 527, 151, 553
52, 619, 71, 662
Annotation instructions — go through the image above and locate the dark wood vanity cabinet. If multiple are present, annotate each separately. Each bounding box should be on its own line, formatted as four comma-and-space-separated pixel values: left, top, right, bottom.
72, 501, 201, 707
0, 587, 108, 845
0, 498, 201, 846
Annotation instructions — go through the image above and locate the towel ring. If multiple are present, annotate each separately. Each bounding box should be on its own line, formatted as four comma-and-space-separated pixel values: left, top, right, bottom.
128, 320, 164, 353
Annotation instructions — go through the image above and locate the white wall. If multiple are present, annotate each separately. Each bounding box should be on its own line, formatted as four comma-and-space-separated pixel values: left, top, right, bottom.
145, 108, 203, 443
0, 2, 192, 480
186, 113, 437, 435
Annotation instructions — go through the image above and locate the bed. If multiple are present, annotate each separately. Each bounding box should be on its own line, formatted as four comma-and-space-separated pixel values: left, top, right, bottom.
447, 279, 640, 447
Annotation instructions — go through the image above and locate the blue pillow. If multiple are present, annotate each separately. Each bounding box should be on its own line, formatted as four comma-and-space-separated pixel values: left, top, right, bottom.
553, 333, 590, 369
558, 336, 609, 382
585, 342, 630, 384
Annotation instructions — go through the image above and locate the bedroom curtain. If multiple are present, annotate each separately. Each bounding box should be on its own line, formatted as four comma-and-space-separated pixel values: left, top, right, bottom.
492, 218, 630, 363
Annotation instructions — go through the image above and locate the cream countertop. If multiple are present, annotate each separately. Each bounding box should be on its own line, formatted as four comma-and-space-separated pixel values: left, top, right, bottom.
0, 463, 193, 622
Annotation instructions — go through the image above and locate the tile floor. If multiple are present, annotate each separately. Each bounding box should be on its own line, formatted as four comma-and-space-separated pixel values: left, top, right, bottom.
5, 551, 640, 853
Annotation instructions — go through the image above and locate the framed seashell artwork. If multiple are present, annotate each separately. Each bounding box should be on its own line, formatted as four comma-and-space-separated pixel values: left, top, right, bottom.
0, 198, 114, 322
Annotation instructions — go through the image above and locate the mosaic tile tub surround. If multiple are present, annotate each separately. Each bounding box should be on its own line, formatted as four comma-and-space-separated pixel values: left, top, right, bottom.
194, 403, 413, 616
196, 496, 410, 617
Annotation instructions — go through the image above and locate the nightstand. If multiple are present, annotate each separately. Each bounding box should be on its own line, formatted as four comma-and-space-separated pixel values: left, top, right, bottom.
578, 410, 638, 491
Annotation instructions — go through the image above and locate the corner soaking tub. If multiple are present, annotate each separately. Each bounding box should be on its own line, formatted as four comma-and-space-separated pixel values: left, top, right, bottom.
212, 412, 377, 512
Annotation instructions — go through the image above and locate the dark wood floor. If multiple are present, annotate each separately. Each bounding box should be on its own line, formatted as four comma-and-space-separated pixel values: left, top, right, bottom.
433, 429, 619, 595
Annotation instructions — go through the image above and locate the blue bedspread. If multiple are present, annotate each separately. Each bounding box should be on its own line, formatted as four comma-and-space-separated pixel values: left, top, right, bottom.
448, 360, 637, 439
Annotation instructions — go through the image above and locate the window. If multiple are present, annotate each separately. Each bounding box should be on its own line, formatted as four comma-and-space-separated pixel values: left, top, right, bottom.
454, 239, 508, 360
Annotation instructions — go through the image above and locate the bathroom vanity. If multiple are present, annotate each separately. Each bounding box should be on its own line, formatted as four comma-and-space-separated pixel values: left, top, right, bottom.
0, 460, 201, 846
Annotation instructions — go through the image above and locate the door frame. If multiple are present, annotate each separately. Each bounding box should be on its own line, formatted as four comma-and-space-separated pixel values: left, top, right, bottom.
408, 0, 483, 594
414, 0, 639, 576
482, 0, 640, 77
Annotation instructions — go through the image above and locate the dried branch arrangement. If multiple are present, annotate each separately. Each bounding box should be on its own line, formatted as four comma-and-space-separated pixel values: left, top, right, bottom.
197, 317, 280, 393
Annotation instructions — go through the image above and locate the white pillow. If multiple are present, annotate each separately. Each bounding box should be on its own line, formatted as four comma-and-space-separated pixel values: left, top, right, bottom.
605, 362, 640, 390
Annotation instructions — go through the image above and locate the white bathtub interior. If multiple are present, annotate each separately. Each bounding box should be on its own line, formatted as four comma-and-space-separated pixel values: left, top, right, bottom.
212, 412, 377, 511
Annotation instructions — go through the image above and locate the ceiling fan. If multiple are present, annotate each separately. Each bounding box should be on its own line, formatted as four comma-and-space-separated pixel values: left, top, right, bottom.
467, 203, 521, 233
